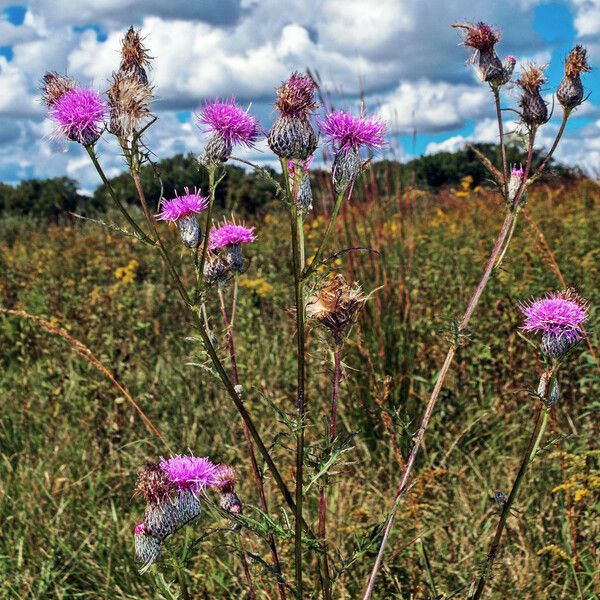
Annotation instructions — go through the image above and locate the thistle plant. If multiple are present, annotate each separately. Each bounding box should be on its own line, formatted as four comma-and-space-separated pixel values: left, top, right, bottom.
38, 18, 591, 600
363, 25, 591, 598
469, 290, 590, 599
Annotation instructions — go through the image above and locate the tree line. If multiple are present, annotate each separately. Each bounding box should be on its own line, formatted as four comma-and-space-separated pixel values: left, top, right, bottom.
0, 144, 579, 221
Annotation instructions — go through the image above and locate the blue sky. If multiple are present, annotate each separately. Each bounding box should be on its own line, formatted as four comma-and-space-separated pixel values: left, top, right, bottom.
0, 0, 598, 190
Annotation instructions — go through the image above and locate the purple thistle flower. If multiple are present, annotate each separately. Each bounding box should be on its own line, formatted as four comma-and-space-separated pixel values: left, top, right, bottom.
318, 110, 386, 154
213, 465, 236, 493
520, 290, 589, 358
209, 222, 256, 250
156, 187, 209, 222
196, 99, 259, 148
133, 522, 146, 535
50, 87, 107, 145
159, 455, 221, 492
511, 164, 524, 179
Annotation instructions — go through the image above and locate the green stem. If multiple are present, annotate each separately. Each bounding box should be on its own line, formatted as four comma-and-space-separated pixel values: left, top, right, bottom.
303, 189, 344, 280
198, 166, 216, 286
470, 372, 553, 599
494, 205, 521, 270
283, 158, 307, 599
492, 86, 509, 200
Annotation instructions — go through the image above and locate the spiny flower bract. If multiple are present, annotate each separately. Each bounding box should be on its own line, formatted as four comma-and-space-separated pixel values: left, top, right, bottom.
209, 222, 256, 249
520, 291, 589, 343
196, 99, 259, 148
318, 111, 386, 153
156, 187, 209, 222
159, 455, 221, 492
51, 87, 107, 145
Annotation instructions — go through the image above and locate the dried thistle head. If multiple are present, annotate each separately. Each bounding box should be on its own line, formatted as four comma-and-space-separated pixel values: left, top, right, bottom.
119, 26, 151, 82
517, 63, 547, 92
274, 72, 318, 119
134, 461, 175, 505
307, 275, 366, 342
564, 45, 591, 79
107, 72, 153, 136
41, 72, 75, 107
454, 22, 500, 54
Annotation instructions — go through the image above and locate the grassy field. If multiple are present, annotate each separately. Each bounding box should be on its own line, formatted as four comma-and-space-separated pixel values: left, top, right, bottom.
0, 175, 598, 599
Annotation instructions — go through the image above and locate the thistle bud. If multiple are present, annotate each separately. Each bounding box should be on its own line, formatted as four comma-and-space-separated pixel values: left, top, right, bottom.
268, 116, 318, 160
144, 500, 181, 541
307, 275, 366, 342
133, 523, 161, 569
507, 164, 526, 206
557, 45, 591, 110
202, 132, 233, 164
203, 252, 230, 287
332, 148, 361, 195
219, 491, 243, 515
172, 489, 202, 525
517, 64, 548, 126
178, 215, 201, 249
268, 73, 318, 160
453, 22, 505, 85
499, 55, 516, 86
288, 157, 314, 215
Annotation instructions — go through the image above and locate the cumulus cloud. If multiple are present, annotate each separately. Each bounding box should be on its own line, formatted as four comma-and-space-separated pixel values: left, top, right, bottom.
0, 0, 598, 185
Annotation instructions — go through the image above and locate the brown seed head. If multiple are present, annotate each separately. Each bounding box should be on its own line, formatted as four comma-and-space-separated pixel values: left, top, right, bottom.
517, 63, 547, 92
41, 72, 75, 107
107, 72, 153, 136
565, 45, 591, 79
134, 461, 174, 505
275, 72, 318, 119
306, 274, 366, 341
120, 26, 151, 72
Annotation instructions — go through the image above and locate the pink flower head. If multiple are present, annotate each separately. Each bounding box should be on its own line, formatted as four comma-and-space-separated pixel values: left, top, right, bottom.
520, 291, 589, 343
159, 455, 221, 492
196, 99, 259, 147
209, 222, 256, 249
511, 164, 524, 179
506, 55, 517, 64
288, 154, 314, 177
133, 522, 146, 535
318, 110, 386, 153
50, 87, 106, 145
156, 187, 209, 222
213, 465, 236, 493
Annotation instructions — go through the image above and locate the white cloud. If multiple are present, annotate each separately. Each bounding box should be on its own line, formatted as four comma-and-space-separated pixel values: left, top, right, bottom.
0, 0, 596, 184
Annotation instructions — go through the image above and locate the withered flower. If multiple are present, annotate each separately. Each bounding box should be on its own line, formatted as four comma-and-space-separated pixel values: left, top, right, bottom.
307, 275, 366, 342
557, 45, 591, 110
517, 64, 548, 126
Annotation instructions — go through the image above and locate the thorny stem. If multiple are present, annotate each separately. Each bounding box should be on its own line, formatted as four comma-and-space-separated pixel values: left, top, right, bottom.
87, 149, 314, 536
238, 535, 257, 600
363, 130, 538, 600
219, 285, 287, 600
494, 206, 521, 270
470, 371, 554, 599
199, 167, 217, 284
492, 87, 508, 199
282, 157, 308, 599
318, 342, 343, 600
